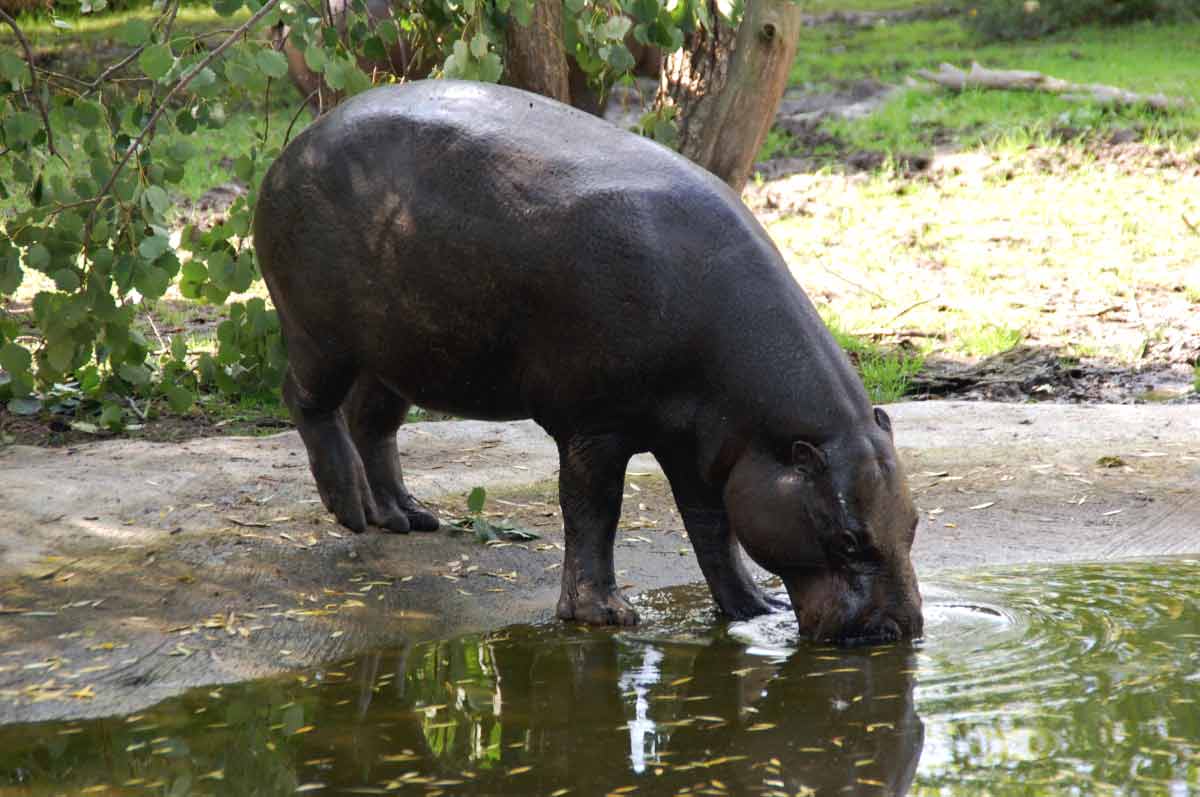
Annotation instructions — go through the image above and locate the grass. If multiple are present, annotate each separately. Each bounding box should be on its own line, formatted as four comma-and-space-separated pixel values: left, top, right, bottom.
790, 18, 1200, 155
826, 316, 925, 403
957, 324, 1024, 357
767, 8, 1200, 376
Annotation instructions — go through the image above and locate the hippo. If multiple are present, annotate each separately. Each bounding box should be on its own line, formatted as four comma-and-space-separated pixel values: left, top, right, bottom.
254, 80, 923, 644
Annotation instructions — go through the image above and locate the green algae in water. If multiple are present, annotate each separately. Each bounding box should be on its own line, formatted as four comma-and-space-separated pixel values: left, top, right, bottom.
1, 559, 1199, 796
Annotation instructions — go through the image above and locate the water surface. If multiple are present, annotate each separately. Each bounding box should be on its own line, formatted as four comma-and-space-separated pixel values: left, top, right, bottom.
2, 559, 1199, 796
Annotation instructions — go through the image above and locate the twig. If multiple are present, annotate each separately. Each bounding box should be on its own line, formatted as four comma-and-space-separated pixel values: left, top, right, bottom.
125, 396, 148, 422
1184, 214, 1199, 235
284, 90, 319, 144
83, 0, 285, 247
819, 264, 890, 303
889, 297, 932, 323
0, 7, 62, 163
87, 43, 150, 91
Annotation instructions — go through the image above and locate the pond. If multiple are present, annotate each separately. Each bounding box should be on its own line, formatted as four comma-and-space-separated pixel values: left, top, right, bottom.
2, 559, 1199, 796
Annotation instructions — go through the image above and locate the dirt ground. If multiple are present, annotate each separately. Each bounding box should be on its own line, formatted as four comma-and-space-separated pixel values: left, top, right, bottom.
1, 401, 1197, 726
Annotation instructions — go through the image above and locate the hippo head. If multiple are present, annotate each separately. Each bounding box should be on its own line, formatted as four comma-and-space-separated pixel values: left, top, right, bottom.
724, 407, 923, 646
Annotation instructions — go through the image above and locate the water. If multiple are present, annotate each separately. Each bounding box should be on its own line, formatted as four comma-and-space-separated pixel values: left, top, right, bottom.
2, 559, 1199, 796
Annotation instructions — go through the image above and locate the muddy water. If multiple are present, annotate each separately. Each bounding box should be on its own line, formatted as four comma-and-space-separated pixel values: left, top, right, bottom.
2, 560, 1199, 796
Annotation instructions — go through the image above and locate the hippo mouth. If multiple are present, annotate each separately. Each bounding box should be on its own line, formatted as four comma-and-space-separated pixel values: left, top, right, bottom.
785, 570, 924, 648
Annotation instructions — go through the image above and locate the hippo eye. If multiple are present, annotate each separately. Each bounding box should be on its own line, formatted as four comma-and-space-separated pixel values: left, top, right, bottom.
840, 529, 861, 553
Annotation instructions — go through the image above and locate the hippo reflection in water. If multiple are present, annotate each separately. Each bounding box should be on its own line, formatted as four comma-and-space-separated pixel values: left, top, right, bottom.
288, 629, 926, 795
255, 80, 923, 644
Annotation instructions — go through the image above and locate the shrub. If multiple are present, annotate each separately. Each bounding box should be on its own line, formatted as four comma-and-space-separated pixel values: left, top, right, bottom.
963, 0, 1199, 41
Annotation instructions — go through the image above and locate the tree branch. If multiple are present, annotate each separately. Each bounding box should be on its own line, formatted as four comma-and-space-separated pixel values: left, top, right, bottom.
84, 0, 284, 246
0, 7, 62, 162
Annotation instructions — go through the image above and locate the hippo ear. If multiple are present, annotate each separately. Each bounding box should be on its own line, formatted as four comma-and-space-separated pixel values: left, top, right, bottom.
874, 407, 893, 438
792, 441, 827, 477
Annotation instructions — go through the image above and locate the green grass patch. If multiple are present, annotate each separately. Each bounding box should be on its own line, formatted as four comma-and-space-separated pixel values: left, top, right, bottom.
825, 317, 925, 403
789, 18, 1200, 156
956, 323, 1024, 357
0, 3, 250, 47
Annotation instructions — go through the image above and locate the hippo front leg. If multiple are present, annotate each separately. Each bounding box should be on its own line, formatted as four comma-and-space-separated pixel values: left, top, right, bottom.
555, 433, 639, 626
658, 450, 788, 619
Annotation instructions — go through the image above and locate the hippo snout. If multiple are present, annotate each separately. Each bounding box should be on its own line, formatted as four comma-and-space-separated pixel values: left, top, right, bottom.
836, 603, 924, 647
784, 568, 924, 648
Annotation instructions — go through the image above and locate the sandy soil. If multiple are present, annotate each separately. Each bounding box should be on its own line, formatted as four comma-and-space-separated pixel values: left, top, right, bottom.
1, 401, 1198, 725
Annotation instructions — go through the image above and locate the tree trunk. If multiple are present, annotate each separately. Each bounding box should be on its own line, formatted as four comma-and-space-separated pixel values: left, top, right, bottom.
505, 0, 571, 104
657, 0, 802, 194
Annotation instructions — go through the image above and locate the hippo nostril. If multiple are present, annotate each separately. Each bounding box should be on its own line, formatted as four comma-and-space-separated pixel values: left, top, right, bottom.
879, 616, 902, 642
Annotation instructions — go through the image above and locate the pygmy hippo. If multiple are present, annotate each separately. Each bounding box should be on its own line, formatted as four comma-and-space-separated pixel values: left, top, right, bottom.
254, 81, 923, 645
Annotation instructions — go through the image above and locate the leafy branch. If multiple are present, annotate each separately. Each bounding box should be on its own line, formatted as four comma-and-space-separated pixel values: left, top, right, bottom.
0, 7, 62, 162
84, 0, 285, 246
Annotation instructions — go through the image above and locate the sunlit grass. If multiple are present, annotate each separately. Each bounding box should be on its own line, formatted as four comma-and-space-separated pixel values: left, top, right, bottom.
825, 316, 925, 403
773, 152, 1200, 365
789, 18, 1200, 156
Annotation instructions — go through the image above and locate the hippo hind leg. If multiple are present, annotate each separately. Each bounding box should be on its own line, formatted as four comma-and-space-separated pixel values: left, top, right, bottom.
283, 362, 377, 533
343, 373, 439, 533
555, 433, 638, 626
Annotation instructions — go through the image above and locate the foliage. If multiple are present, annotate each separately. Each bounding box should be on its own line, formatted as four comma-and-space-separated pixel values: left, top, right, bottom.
962, 0, 1199, 42
453, 486, 540, 543
0, 0, 739, 430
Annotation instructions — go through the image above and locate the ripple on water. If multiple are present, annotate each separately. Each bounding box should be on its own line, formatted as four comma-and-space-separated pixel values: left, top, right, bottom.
0, 559, 1197, 796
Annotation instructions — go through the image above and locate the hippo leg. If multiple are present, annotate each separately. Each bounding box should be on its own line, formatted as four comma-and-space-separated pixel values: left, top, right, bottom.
283, 363, 376, 533
658, 451, 788, 619
555, 433, 639, 626
343, 373, 439, 533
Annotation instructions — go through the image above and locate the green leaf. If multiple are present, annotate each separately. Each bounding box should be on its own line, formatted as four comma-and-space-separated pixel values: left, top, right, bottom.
0, 249, 23, 294
164, 385, 193, 413
3, 111, 39, 144
0, 51, 26, 88
478, 52, 502, 84
6, 397, 40, 416
134, 262, 171, 299
377, 18, 399, 45
600, 15, 632, 40
363, 35, 387, 62
118, 18, 151, 46
303, 44, 328, 73
256, 49, 290, 79
138, 234, 171, 261
171, 335, 187, 362
143, 185, 170, 216
470, 32, 489, 59
139, 44, 176, 81
99, 402, 125, 431
467, 486, 487, 514
46, 339, 75, 372
182, 260, 208, 283
118, 362, 151, 386
0, 342, 32, 375
212, 0, 244, 16
25, 244, 50, 271
51, 268, 81, 292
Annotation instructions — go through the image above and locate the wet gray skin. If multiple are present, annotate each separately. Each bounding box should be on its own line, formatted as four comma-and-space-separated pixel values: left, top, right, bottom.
255, 80, 922, 641
2, 559, 1198, 796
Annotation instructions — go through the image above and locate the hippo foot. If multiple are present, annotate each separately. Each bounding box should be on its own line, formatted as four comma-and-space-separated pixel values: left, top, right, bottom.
557, 586, 639, 626
400, 500, 440, 532
367, 496, 439, 534
716, 585, 787, 621
317, 484, 372, 534
368, 507, 412, 534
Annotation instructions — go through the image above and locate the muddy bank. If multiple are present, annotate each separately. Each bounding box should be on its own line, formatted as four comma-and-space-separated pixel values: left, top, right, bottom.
1, 402, 1198, 724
